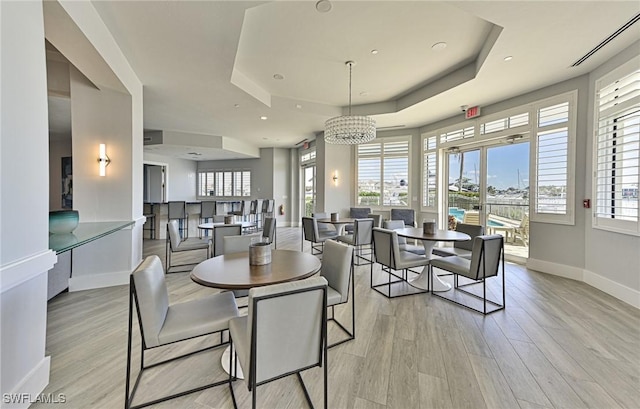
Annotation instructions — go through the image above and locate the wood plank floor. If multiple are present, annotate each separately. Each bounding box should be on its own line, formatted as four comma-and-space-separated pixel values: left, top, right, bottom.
34, 227, 640, 409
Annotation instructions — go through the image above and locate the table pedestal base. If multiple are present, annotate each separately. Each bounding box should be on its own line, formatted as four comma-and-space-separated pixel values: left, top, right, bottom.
221, 346, 244, 379
406, 240, 452, 292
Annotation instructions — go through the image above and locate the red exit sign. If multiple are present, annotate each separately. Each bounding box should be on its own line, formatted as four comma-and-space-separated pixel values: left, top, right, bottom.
465, 106, 481, 119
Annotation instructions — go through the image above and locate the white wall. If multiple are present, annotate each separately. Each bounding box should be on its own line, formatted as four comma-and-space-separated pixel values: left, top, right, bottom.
584, 41, 640, 304
272, 148, 290, 226
144, 152, 197, 201
1, 1, 57, 403
316, 135, 352, 217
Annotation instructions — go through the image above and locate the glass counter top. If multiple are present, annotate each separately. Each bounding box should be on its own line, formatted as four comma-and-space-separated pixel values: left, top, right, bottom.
49, 221, 134, 254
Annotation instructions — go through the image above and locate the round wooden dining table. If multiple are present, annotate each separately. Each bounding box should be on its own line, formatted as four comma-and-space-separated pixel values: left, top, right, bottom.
394, 227, 470, 292
191, 249, 321, 379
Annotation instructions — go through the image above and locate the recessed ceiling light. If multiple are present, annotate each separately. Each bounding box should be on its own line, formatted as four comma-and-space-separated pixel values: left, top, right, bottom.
504, 56, 513, 61
371, 49, 379, 55
260, 116, 268, 120
273, 73, 284, 80
432, 42, 447, 51
295, 104, 303, 109
234, 104, 240, 108
315, 0, 332, 13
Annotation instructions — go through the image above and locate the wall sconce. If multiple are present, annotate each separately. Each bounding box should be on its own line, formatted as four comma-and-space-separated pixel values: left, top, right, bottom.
332, 171, 339, 185
98, 143, 111, 176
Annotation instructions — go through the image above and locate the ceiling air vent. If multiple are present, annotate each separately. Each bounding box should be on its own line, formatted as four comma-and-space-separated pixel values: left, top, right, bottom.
571, 13, 640, 67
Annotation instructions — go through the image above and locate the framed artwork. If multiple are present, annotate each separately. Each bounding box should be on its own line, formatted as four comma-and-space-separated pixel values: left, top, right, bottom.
61, 156, 73, 209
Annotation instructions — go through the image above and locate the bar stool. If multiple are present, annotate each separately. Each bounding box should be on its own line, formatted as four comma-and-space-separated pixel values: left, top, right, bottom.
249, 199, 258, 231
168, 201, 188, 239
261, 199, 274, 227
143, 213, 156, 239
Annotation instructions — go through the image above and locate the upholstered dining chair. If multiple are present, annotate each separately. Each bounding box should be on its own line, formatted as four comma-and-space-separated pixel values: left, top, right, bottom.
320, 240, 355, 348
390, 208, 416, 227
383, 220, 425, 255
432, 223, 484, 259
345, 207, 371, 233
371, 227, 430, 298
212, 224, 243, 257
301, 216, 338, 254
430, 234, 505, 314
168, 201, 188, 238
165, 220, 210, 273
312, 212, 333, 232
228, 277, 328, 409
126, 255, 239, 409
199, 201, 217, 237
337, 218, 374, 266
262, 217, 276, 248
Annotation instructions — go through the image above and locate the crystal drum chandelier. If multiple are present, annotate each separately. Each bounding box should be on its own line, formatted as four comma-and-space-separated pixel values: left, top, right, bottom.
324, 61, 376, 144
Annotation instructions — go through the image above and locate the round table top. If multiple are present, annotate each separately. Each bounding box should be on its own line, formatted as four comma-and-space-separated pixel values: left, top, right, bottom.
190, 249, 321, 290
315, 217, 357, 225
394, 227, 470, 242
198, 221, 256, 229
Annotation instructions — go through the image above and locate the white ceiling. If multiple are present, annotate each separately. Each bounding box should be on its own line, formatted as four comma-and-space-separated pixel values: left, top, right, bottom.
86, 1, 640, 159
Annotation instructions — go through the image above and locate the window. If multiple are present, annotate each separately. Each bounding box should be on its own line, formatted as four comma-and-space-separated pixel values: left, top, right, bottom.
439, 126, 474, 144
594, 58, 640, 235
530, 93, 576, 224
357, 137, 410, 207
422, 135, 437, 209
480, 112, 529, 135
197, 170, 251, 197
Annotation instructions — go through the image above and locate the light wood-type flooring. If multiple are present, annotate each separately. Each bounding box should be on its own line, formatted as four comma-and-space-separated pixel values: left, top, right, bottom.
34, 227, 639, 409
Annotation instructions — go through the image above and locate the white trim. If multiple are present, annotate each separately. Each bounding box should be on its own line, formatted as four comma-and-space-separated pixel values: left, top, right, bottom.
134, 215, 146, 227
68, 270, 130, 291
0, 251, 57, 294
584, 269, 640, 309
527, 258, 639, 309
6, 357, 51, 409
526, 257, 584, 281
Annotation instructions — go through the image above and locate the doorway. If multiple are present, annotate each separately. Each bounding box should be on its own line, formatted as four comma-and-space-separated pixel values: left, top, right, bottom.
302, 165, 316, 217
143, 164, 166, 203
446, 140, 530, 260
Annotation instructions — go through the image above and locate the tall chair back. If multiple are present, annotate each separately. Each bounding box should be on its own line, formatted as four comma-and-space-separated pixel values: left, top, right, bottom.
131, 256, 169, 348
167, 220, 182, 250
312, 212, 331, 232
213, 224, 242, 256
390, 208, 416, 227
200, 201, 216, 220
353, 218, 374, 246
368, 213, 382, 228
372, 228, 400, 270
321, 240, 353, 305
383, 220, 408, 245
302, 217, 320, 242
262, 217, 276, 246
469, 235, 503, 280
454, 223, 484, 251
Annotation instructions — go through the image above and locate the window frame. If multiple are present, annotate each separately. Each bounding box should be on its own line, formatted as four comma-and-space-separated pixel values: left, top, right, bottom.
197, 169, 252, 198
421, 133, 438, 211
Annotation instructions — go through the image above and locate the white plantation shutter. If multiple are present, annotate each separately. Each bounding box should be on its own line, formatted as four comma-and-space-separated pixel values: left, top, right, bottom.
594, 59, 640, 235
535, 127, 569, 214
197, 170, 251, 197
422, 135, 437, 209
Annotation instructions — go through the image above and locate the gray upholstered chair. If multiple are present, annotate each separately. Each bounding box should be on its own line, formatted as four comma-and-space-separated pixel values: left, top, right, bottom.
262, 217, 276, 248
301, 216, 338, 254
320, 240, 355, 348
430, 235, 505, 314
433, 223, 484, 259
199, 201, 217, 237
165, 220, 210, 273
337, 218, 374, 266
367, 213, 382, 228
212, 224, 243, 257
390, 208, 416, 227
228, 277, 328, 409
168, 201, 188, 238
345, 207, 371, 233
126, 255, 239, 409
383, 220, 425, 255
371, 227, 430, 298
312, 212, 333, 232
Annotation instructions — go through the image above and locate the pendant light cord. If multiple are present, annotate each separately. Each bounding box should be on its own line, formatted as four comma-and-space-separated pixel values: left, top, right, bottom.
348, 61, 353, 116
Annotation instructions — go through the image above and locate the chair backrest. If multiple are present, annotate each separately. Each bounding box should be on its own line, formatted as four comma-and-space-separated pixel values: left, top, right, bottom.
200, 201, 216, 219
301, 217, 319, 242
131, 255, 169, 348
368, 214, 382, 228
312, 212, 331, 231
246, 277, 327, 385
383, 220, 407, 245
261, 199, 274, 213
454, 223, 485, 251
372, 228, 401, 269
213, 224, 243, 256
349, 207, 371, 219
167, 220, 182, 249
469, 235, 503, 280
262, 217, 276, 244
320, 240, 353, 304
353, 218, 374, 246
390, 208, 415, 227
249, 200, 258, 214
223, 234, 256, 254
168, 201, 186, 219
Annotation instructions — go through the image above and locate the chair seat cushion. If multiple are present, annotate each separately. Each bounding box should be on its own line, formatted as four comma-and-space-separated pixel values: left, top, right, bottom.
326, 286, 343, 307
159, 291, 238, 345
432, 247, 472, 259
336, 234, 354, 245
229, 315, 249, 376
399, 243, 425, 255
395, 250, 430, 270
175, 238, 210, 252
430, 256, 474, 278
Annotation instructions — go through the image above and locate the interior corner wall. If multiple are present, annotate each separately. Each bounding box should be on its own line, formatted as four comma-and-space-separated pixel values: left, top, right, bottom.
144, 152, 197, 201
315, 135, 352, 216
584, 41, 640, 295
1, 0, 55, 402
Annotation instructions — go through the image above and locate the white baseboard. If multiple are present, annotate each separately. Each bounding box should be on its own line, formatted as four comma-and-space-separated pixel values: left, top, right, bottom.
0, 251, 57, 294
527, 258, 639, 309
68, 270, 129, 292
584, 270, 640, 309
4, 357, 51, 409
